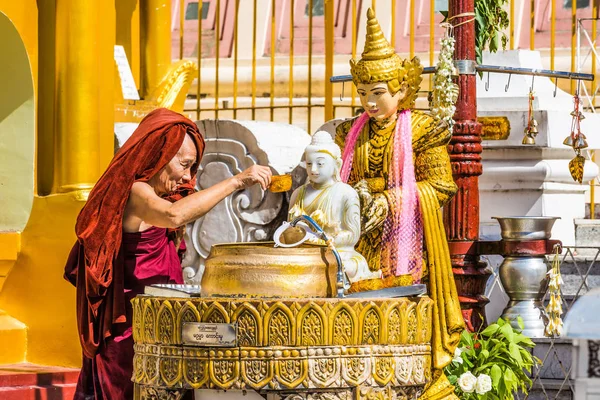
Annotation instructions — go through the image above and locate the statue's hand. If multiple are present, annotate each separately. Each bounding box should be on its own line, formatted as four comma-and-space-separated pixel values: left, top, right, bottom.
353, 179, 373, 214
362, 193, 389, 234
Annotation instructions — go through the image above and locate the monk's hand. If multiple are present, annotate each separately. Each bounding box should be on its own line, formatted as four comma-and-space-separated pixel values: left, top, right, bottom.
235, 165, 272, 190
353, 179, 373, 215
362, 193, 388, 234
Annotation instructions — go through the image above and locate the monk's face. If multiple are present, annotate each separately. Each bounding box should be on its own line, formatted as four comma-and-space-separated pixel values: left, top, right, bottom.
153, 134, 197, 195
357, 82, 406, 122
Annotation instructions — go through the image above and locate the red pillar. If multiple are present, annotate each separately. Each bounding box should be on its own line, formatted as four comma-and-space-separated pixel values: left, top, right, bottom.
444, 0, 492, 331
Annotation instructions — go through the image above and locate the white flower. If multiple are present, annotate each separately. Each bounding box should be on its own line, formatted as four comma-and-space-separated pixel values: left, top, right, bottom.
476, 374, 492, 395
452, 347, 464, 364
457, 371, 477, 393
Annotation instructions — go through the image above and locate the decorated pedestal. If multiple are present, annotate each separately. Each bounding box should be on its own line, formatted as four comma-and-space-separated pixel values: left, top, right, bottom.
131, 295, 434, 399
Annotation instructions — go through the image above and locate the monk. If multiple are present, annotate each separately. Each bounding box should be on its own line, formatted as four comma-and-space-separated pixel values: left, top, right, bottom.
64, 108, 271, 399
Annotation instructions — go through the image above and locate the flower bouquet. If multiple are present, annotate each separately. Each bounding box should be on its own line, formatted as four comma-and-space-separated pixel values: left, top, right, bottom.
445, 317, 539, 399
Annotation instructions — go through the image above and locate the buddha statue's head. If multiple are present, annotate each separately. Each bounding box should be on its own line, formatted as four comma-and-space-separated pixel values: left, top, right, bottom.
350, 8, 423, 120
304, 131, 342, 186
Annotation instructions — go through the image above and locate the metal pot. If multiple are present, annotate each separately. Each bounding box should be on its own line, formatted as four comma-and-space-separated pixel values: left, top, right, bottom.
493, 216, 559, 337
201, 242, 338, 298
492, 216, 560, 241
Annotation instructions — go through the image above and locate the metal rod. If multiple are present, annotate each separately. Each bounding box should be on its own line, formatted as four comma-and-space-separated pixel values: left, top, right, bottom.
324, 0, 334, 121
308, 0, 313, 134
429, 0, 435, 91
530, 0, 535, 50
392, 0, 397, 49
572, 0, 578, 93
410, 0, 415, 58
289, 0, 295, 124
252, 0, 257, 120
551, 0, 556, 70
510, 0, 515, 49
270, 0, 276, 121
233, 0, 239, 119
330, 65, 594, 82
593, 12, 598, 108
215, 0, 221, 119
180, 0, 185, 59
351, 0, 357, 110
196, 0, 203, 120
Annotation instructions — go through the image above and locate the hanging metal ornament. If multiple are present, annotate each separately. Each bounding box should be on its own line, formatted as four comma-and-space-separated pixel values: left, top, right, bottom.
522, 89, 538, 145
564, 93, 587, 183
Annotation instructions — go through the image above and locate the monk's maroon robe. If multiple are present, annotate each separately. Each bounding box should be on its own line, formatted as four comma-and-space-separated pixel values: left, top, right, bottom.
67, 227, 184, 399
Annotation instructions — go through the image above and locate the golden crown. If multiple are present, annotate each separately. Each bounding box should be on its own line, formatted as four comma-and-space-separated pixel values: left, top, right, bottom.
350, 8, 423, 109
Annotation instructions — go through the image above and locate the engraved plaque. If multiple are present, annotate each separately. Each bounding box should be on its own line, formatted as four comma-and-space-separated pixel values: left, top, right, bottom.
182, 322, 237, 347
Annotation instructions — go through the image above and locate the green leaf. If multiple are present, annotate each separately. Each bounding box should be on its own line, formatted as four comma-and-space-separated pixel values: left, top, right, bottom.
490, 364, 502, 389
509, 342, 524, 366
499, 322, 514, 343
516, 316, 525, 330
481, 323, 500, 337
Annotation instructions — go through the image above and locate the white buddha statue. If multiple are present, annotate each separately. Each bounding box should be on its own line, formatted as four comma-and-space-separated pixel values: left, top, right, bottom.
288, 131, 382, 283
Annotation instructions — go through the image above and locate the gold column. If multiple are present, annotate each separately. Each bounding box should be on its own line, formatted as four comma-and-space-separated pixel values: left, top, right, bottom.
53, 0, 115, 194
140, 0, 171, 98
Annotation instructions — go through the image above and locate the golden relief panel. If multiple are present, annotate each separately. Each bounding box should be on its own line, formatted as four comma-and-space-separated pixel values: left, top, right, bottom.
132, 296, 433, 392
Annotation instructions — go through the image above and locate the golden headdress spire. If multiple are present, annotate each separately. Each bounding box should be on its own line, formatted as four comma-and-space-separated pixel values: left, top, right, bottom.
350, 8, 423, 109
361, 8, 396, 61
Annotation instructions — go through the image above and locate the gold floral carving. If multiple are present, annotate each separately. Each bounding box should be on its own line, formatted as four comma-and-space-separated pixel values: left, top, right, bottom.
145, 355, 158, 384
406, 304, 417, 344
134, 385, 186, 400
209, 349, 240, 389
340, 347, 371, 386
275, 349, 308, 388
361, 307, 382, 345
300, 310, 325, 346
330, 303, 358, 346
308, 347, 341, 388
265, 303, 295, 346
157, 302, 175, 345
203, 302, 229, 324
160, 356, 182, 387
240, 349, 274, 389
387, 308, 402, 345
143, 300, 156, 344
395, 355, 413, 385
182, 349, 209, 389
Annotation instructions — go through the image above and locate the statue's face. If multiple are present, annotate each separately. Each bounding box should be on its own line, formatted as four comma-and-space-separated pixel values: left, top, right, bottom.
356, 82, 405, 121
305, 152, 336, 186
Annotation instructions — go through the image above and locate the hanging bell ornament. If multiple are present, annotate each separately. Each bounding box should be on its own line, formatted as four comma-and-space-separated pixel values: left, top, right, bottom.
522, 133, 536, 145
579, 112, 586, 121
529, 118, 539, 134
563, 134, 575, 147
574, 135, 588, 149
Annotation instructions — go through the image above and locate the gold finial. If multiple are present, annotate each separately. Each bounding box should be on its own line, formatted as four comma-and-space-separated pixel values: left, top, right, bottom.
362, 8, 396, 61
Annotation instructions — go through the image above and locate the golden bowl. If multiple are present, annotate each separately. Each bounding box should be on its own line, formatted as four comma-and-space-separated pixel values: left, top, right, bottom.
201, 241, 338, 298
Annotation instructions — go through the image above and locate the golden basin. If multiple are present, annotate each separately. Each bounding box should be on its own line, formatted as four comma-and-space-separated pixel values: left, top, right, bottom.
201, 241, 338, 298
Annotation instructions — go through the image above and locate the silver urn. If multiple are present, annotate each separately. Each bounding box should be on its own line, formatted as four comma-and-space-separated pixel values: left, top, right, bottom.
492, 216, 560, 337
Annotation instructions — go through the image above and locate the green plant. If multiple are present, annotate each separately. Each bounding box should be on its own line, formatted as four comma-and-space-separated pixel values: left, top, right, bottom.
474, 0, 509, 66
441, 0, 509, 67
445, 317, 540, 399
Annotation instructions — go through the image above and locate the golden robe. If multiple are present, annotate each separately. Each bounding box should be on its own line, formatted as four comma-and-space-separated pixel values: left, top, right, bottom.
335, 110, 465, 375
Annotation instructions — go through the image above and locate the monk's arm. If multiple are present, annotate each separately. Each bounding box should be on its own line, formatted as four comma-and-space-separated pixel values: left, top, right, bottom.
128, 165, 271, 228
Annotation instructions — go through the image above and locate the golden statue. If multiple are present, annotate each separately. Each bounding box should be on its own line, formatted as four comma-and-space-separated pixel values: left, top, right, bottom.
336, 8, 465, 398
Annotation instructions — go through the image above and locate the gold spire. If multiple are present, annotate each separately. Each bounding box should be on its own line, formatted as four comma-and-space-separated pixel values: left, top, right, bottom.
350, 8, 423, 109
361, 8, 396, 61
